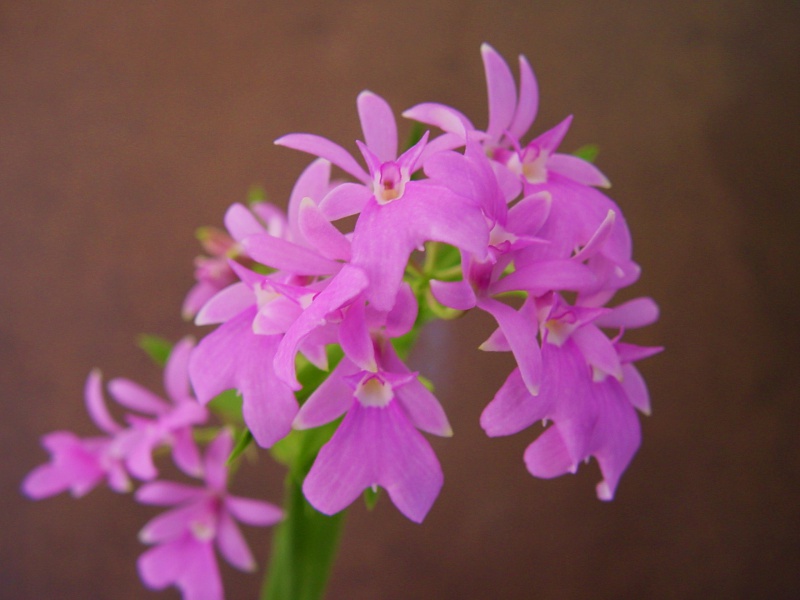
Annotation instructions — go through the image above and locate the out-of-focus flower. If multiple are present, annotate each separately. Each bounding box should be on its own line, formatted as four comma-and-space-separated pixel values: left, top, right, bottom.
137, 430, 282, 600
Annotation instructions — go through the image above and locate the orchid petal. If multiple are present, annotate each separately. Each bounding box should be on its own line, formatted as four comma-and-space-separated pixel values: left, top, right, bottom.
195, 282, 254, 326
242, 233, 341, 276
491, 260, 596, 296
294, 359, 359, 429
164, 337, 194, 402
572, 210, 616, 262
357, 91, 398, 162
135, 481, 203, 506
287, 158, 332, 241
274, 265, 369, 389
224, 203, 265, 242
139, 503, 202, 544
478, 298, 542, 395
481, 368, 548, 437
226, 496, 283, 526
548, 153, 611, 188
84, 370, 122, 434
524, 426, 576, 479
383, 344, 452, 436
217, 512, 256, 571
275, 133, 369, 183
303, 401, 442, 523
481, 43, 517, 142
571, 324, 622, 381
507, 191, 551, 235
189, 308, 298, 447
339, 299, 376, 371
621, 364, 651, 415
429, 279, 477, 311
532, 115, 573, 154
108, 378, 168, 415
508, 54, 539, 140
297, 197, 352, 261
171, 428, 204, 478
318, 182, 373, 221
402, 102, 473, 138
595, 297, 660, 329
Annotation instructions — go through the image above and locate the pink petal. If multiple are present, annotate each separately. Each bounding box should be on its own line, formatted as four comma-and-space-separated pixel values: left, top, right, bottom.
548, 153, 611, 187
402, 102, 473, 138
508, 54, 539, 140
507, 191, 551, 234
274, 265, 368, 389
395, 130, 429, 174
318, 182, 373, 221
298, 196, 352, 261
571, 324, 622, 381
136, 481, 203, 506
139, 503, 202, 544
189, 308, 298, 448
107, 378, 168, 416
275, 133, 369, 183
164, 337, 194, 402
480, 368, 548, 437
478, 298, 542, 395
287, 158, 332, 242
138, 539, 189, 589
294, 359, 359, 429
621, 364, 652, 415
216, 511, 256, 572
302, 401, 443, 523
171, 428, 204, 478
242, 233, 341, 276
532, 115, 573, 154
589, 379, 641, 500
204, 430, 233, 492
571, 209, 616, 262
524, 426, 575, 478
357, 90, 398, 162
195, 282, 255, 326
491, 259, 596, 295
594, 297, 660, 329
339, 299, 376, 371
84, 370, 122, 434
429, 279, 477, 311
380, 282, 418, 337
382, 343, 451, 436
225, 496, 283, 526
224, 203, 265, 242
481, 43, 517, 142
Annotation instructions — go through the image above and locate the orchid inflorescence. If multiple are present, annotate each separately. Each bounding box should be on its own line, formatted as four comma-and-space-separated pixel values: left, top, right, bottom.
24, 44, 660, 600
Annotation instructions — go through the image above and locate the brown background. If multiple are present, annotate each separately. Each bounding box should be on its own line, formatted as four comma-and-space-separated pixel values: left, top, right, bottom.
2, 2, 799, 599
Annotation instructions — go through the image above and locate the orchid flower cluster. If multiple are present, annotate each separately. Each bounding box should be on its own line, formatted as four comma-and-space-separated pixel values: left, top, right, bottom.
23, 44, 660, 600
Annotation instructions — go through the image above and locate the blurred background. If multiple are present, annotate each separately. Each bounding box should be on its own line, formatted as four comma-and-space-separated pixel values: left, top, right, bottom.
2, 1, 798, 598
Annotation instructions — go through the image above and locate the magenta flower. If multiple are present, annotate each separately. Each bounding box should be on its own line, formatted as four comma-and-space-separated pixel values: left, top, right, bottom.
182, 201, 291, 320
277, 91, 489, 312
295, 338, 451, 523
189, 159, 347, 444
137, 430, 282, 600
23, 338, 207, 497
481, 294, 661, 499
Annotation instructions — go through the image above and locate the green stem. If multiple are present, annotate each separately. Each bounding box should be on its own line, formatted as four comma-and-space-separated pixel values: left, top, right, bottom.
261, 474, 346, 600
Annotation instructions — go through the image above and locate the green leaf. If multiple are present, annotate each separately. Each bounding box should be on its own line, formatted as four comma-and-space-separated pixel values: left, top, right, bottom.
207, 389, 244, 424
572, 143, 599, 163
137, 334, 173, 367
227, 428, 253, 465
262, 477, 345, 600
